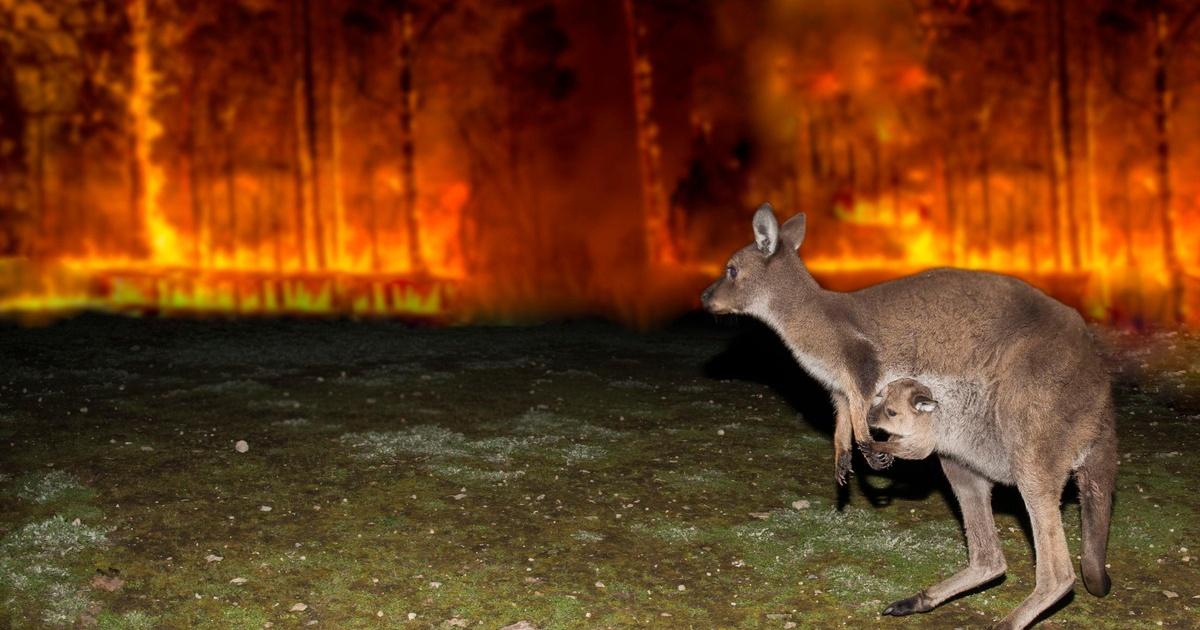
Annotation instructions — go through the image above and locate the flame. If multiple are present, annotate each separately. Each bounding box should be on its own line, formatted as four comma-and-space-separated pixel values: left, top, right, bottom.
129, 0, 183, 267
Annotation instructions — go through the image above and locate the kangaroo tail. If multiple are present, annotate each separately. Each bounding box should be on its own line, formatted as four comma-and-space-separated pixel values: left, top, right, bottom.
1076, 424, 1117, 597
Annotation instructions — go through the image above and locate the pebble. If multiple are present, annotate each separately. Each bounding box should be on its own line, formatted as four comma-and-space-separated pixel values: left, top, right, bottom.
792, 500, 810, 510
407, 613, 417, 620
230, 577, 248, 585
260, 506, 272, 512
204, 554, 223, 563
235, 440, 250, 453
1163, 590, 1178, 599
289, 603, 308, 612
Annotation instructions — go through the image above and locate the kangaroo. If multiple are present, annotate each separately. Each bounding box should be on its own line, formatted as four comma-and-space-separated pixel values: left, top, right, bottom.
867, 378, 938, 460
701, 203, 1117, 629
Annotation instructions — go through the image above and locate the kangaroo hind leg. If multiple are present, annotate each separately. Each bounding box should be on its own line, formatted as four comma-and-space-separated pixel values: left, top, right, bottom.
992, 475, 1075, 630
882, 457, 1005, 616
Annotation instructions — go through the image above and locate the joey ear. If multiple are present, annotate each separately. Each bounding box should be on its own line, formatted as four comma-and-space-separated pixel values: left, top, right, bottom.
913, 395, 938, 413
752, 203, 779, 256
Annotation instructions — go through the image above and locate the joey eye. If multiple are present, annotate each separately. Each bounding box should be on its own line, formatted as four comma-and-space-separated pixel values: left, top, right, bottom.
886, 408, 897, 418
726, 265, 738, 280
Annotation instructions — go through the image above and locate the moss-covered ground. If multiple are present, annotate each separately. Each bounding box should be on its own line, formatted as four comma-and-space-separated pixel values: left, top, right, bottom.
0, 315, 1195, 628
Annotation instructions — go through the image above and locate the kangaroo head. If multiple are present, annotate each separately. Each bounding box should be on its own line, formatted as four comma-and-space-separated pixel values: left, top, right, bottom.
869, 378, 939, 437
701, 203, 812, 318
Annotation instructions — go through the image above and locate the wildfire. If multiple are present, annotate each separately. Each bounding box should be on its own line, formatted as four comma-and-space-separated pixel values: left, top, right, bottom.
1, 0, 1197, 327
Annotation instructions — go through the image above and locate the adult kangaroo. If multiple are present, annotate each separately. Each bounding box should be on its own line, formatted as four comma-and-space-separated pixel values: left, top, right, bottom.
701, 203, 1117, 629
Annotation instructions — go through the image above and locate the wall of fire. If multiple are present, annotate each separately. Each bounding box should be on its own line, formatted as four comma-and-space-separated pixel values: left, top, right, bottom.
1, 0, 1198, 325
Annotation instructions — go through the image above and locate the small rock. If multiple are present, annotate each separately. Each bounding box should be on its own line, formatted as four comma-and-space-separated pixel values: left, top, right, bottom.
784, 623, 797, 629
72, 518, 82, 526
499, 623, 538, 630
407, 613, 417, 620
595, 581, 605, 588
1163, 590, 1178, 599
290, 603, 308, 612
791, 500, 810, 510
429, 581, 442, 588
230, 577, 248, 585
235, 440, 250, 453
260, 506, 272, 512
677, 584, 686, 591
204, 554, 223, 563
452, 493, 467, 500
717, 429, 725, 436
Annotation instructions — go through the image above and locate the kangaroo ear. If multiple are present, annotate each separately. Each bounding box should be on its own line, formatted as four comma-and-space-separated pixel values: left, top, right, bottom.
752, 203, 779, 256
780, 212, 806, 250
912, 395, 938, 414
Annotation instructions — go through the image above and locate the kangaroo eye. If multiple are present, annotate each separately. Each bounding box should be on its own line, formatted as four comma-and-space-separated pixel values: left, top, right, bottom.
886, 408, 897, 418
726, 265, 738, 280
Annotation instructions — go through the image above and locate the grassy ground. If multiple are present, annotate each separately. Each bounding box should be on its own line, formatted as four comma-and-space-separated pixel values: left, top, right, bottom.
0, 315, 1196, 629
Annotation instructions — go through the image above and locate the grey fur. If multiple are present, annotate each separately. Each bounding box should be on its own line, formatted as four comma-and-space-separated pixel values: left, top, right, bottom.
701, 204, 1117, 629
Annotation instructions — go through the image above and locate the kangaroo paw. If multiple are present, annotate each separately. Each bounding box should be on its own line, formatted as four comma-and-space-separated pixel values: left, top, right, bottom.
881, 592, 932, 617
835, 449, 853, 486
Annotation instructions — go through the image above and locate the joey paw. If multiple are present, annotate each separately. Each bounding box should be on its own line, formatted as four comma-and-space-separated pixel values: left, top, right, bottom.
859, 441, 895, 471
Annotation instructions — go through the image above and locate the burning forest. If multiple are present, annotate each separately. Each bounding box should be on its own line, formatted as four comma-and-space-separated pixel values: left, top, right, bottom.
1, 0, 1200, 325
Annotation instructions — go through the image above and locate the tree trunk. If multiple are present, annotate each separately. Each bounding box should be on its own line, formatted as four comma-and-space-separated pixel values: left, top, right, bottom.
980, 144, 992, 265
367, 156, 380, 272
1153, 9, 1184, 324
1054, 0, 1080, 269
1082, 19, 1100, 269
290, 1, 309, 270
327, 9, 345, 270
182, 77, 204, 267
622, 0, 675, 265
399, 11, 424, 274
300, 0, 326, 270
1045, 0, 1064, 271
941, 151, 959, 265
224, 134, 238, 267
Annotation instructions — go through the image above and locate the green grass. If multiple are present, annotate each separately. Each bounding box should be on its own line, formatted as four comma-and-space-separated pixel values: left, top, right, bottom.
0, 316, 1196, 627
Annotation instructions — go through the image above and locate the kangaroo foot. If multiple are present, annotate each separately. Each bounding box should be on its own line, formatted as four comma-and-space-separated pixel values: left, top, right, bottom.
881, 591, 932, 617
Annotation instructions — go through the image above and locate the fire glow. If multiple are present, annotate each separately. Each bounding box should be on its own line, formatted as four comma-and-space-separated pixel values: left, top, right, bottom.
0, 0, 1197, 325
